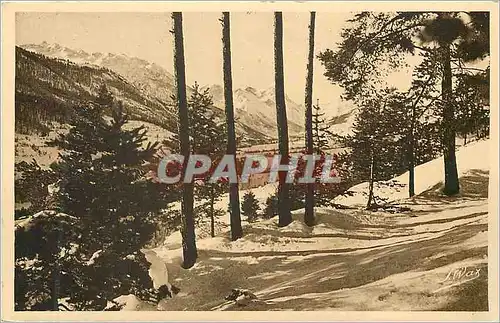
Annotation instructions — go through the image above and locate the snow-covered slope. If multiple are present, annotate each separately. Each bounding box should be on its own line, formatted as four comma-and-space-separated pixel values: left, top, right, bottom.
206, 85, 305, 139
161, 139, 491, 248
15, 119, 174, 172
334, 139, 491, 207
321, 98, 357, 137
145, 137, 490, 312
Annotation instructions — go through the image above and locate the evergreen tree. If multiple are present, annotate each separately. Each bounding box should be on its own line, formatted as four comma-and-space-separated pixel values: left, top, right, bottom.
190, 83, 228, 238
289, 99, 340, 211
338, 81, 443, 207
401, 53, 442, 197
15, 87, 174, 310
164, 83, 228, 238
166, 83, 226, 154
172, 12, 197, 268
290, 151, 345, 210
241, 191, 260, 223
420, 13, 460, 195
263, 194, 279, 219
342, 89, 406, 209
195, 175, 227, 238
304, 11, 316, 227
454, 71, 490, 144
96, 84, 113, 107
335, 79, 442, 206
15, 211, 79, 310
221, 12, 243, 241
274, 12, 293, 227
318, 11, 490, 196
15, 159, 57, 218
312, 101, 333, 153
54, 97, 169, 309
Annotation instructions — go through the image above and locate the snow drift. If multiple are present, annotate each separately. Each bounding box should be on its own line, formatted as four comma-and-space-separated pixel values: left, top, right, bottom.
334, 139, 490, 207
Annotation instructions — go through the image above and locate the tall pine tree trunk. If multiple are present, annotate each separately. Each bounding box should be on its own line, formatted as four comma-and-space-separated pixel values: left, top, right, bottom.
210, 187, 215, 238
172, 12, 197, 268
51, 229, 62, 311
313, 103, 320, 154
367, 151, 375, 209
408, 105, 416, 198
408, 143, 415, 198
407, 75, 432, 198
304, 12, 316, 227
221, 12, 243, 240
441, 42, 460, 196
274, 12, 292, 227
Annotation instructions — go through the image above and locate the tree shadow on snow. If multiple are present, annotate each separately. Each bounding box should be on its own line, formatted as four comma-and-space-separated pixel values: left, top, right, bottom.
412, 169, 489, 205
224, 222, 488, 311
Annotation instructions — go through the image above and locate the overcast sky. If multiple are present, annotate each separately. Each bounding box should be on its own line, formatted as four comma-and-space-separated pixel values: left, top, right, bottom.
16, 12, 414, 106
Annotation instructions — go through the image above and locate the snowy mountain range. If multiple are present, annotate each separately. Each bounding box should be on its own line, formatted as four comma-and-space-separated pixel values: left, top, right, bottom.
323, 100, 357, 137
19, 42, 356, 143
205, 84, 305, 139
15, 46, 176, 131
21, 42, 177, 103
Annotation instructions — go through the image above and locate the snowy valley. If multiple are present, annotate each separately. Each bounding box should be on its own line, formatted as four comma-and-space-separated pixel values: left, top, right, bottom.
121, 139, 491, 311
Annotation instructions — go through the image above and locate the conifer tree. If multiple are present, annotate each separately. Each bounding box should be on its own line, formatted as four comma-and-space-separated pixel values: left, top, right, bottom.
401, 53, 442, 197
289, 99, 338, 210
319, 11, 490, 196
454, 71, 490, 144
54, 93, 169, 309
188, 84, 227, 237
221, 12, 243, 240
304, 11, 316, 227
263, 194, 279, 219
241, 191, 260, 223
165, 83, 228, 238
15, 87, 173, 310
15, 211, 79, 310
15, 160, 57, 218
172, 12, 198, 268
312, 100, 333, 154
342, 89, 406, 209
274, 12, 292, 227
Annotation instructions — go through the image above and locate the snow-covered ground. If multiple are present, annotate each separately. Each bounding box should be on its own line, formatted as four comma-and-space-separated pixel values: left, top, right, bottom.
334, 139, 491, 207
18, 131, 491, 311
14, 122, 70, 168
15, 119, 174, 169
151, 197, 488, 311
131, 138, 491, 311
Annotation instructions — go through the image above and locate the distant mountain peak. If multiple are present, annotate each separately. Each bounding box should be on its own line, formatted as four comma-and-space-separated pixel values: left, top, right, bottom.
205, 84, 223, 91
244, 86, 258, 95
21, 42, 176, 102
260, 86, 276, 96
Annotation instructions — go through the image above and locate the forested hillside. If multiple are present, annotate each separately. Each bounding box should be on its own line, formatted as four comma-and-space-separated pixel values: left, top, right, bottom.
15, 47, 176, 134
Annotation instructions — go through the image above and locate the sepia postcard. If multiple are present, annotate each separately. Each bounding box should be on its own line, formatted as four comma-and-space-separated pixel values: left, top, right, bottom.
1, 1, 499, 321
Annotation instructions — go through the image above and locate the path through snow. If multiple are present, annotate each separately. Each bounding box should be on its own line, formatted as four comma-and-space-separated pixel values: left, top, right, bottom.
139, 139, 491, 311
